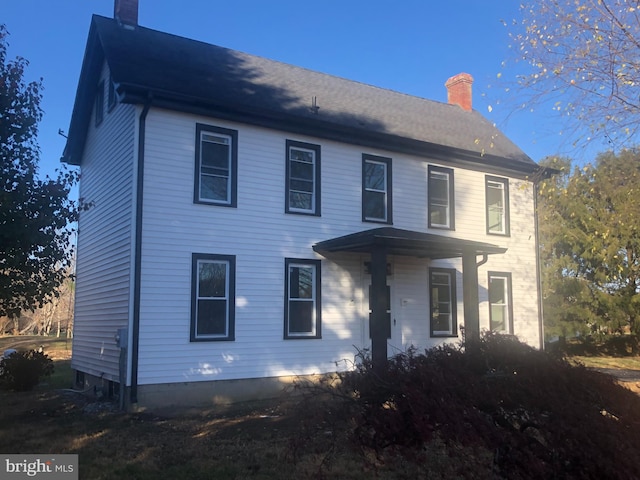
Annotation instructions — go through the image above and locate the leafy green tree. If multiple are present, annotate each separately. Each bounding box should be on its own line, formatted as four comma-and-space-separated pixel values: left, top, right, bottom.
509, 0, 640, 149
538, 151, 640, 337
0, 25, 80, 319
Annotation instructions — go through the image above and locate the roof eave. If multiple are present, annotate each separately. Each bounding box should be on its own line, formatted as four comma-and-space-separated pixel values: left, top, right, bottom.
61, 17, 105, 166
118, 83, 543, 179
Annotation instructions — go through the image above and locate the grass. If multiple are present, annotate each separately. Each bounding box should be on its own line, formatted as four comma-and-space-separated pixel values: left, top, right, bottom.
571, 355, 640, 370
2, 334, 640, 479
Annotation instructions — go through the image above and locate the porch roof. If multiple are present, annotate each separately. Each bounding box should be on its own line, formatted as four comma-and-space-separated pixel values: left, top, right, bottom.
312, 227, 507, 259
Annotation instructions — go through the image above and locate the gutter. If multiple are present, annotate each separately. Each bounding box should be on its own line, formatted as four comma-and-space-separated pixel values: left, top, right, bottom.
130, 94, 152, 406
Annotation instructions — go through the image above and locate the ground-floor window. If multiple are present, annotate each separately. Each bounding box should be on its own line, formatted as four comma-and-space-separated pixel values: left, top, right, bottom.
191, 253, 235, 341
430, 267, 457, 337
488, 272, 513, 333
284, 258, 321, 339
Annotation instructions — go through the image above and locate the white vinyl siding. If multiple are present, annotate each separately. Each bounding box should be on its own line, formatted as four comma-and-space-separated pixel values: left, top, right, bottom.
72, 64, 136, 382
116, 108, 541, 386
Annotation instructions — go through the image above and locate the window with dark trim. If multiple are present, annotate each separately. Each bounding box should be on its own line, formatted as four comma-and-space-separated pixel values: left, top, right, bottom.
95, 81, 104, 126
428, 165, 454, 229
486, 176, 510, 235
362, 154, 392, 224
107, 76, 116, 111
286, 140, 321, 215
191, 253, 236, 341
429, 267, 457, 337
488, 272, 513, 334
284, 258, 321, 339
194, 123, 238, 207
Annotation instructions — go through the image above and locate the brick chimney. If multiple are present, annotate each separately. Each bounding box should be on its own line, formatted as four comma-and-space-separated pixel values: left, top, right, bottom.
114, 0, 138, 25
445, 73, 474, 111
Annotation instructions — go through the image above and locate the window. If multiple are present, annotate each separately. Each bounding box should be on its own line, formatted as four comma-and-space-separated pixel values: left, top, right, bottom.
428, 166, 454, 229
284, 259, 321, 338
95, 81, 104, 126
191, 254, 235, 341
486, 176, 510, 235
488, 272, 513, 333
107, 76, 116, 111
362, 154, 392, 223
430, 268, 457, 337
286, 140, 321, 215
194, 124, 238, 207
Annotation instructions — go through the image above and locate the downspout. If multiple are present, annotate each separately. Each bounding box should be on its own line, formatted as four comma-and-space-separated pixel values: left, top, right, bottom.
130, 94, 152, 406
533, 181, 545, 350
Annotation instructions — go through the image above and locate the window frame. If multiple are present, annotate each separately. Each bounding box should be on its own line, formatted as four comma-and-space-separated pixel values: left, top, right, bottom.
488, 271, 514, 334
485, 176, 510, 236
429, 267, 458, 337
362, 154, 393, 224
194, 123, 238, 207
428, 165, 455, 230
190, 253, 236, 342
284, 258, 322, 339
285, 140, 321, 216
95, 80, 104, 126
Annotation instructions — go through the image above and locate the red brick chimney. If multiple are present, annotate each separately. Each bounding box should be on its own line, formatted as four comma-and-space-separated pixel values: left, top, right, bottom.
445, 73, 474, 111
114, 0, 138, 25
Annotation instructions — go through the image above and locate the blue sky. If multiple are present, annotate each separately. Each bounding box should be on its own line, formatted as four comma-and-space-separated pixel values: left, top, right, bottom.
4, 0, 600, 184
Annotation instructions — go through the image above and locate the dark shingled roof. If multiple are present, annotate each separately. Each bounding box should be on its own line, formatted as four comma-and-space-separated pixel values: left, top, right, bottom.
63, 15, 540, 177
313, 227, 507, 259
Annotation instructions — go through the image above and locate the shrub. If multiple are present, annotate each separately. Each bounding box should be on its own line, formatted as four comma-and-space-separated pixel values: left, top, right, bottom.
302, 332, 640, 479
0, 349, 54, 391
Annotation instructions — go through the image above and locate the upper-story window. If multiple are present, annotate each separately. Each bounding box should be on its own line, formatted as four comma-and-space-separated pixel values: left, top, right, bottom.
362, 154, 392, 224
194, 124, 238, 207
486, 176, 510, 235
488, 272, 513, 333
428, 165, 455, 230
286, 140, 321, 215
191, 253, 236, 341
94, 81, 104, 126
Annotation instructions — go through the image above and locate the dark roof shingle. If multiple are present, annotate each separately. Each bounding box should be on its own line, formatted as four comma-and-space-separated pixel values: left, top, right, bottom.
64, 15, 539, 176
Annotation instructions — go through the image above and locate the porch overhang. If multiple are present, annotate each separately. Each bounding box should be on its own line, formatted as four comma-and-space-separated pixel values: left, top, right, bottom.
313, 227, 507, 370
312, 227, 506, 259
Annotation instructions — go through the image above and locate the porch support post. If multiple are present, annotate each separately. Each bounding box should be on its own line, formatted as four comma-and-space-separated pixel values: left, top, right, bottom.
370, 245, 388, 371
462, 249, 481, 346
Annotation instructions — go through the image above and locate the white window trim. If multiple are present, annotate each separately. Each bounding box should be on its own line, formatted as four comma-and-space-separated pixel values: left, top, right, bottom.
288, 145, 317, 214
198, 132, 232, 205
363, 157, 389, 223
285, 259, 321, 339
488, 272, 512, 334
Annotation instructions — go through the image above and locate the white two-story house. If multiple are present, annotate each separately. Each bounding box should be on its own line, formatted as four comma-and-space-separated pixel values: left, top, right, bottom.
63, 0, 545, 409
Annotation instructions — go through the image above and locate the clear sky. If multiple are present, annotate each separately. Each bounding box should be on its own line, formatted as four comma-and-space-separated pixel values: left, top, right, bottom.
4, 0, 601, 185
